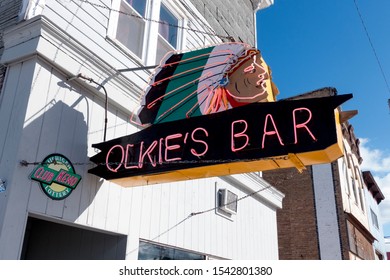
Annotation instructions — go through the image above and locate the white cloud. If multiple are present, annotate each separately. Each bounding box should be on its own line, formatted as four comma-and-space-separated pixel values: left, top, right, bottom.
375, 174, 390, 224
359, 138, 390, 232
360, 138, 390, 173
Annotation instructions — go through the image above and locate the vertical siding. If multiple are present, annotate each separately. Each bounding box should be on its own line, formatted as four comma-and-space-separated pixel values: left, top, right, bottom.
0, 0, 281, 259
0, 58, 37, 259
1, 66, 281, 258
41, 0, 149, 87
190, 0, 256, 45
0, 0, 23, 92
129, 177, 279, 259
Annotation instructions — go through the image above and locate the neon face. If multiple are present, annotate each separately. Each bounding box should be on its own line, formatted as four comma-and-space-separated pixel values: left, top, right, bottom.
135, 43, 276, 126
226, 54, 269, 104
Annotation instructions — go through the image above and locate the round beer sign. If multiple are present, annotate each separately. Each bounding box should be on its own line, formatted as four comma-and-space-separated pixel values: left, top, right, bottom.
30, 154, 81, 200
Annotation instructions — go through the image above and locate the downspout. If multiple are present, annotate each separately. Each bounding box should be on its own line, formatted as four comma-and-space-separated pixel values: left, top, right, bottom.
252, 0, 274, 48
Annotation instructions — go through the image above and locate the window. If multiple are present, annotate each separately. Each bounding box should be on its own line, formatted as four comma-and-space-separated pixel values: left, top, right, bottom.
371, 209, 379, 229
342, 160, 350, 195
156, 3, 181, 63
115, 0, 148, 59
351, 177, 358, 204
138, 240, 205, 260
354, 166, 365, 212
358, 187, 365, 212
110, 0, 183, 64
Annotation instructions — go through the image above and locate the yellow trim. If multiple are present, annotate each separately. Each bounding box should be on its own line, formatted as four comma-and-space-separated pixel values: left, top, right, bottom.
109, 101, 345, 188
111, 141, 344, 188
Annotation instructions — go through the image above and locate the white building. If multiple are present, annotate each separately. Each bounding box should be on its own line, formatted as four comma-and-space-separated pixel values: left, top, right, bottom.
385, 237, 390, 259
363, 171, 387, 260
0, 0, 284, 260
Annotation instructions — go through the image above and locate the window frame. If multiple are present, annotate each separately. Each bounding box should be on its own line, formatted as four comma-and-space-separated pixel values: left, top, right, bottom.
107, 0, 185, 65
370, 208, 379, 229
156, 1, 185, 63
108, 0, 152, 63
138, 240, 206, 260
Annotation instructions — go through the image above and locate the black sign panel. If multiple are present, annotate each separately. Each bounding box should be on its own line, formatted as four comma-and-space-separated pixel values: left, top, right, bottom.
88, 94, 352, 182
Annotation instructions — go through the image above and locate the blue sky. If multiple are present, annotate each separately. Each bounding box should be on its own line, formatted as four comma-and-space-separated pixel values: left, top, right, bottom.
256, 0, 390, 236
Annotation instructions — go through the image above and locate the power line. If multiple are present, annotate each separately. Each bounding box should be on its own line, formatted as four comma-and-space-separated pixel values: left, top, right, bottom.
151, 183, 273, 241
20, 155, 291, 167
353, 0, 390, 96
124, 179, 274, 255
75, 0, 232, 41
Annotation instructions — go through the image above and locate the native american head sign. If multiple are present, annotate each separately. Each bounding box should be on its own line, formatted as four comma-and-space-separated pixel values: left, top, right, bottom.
89, 43, 353, 187
136, 43, 278, 125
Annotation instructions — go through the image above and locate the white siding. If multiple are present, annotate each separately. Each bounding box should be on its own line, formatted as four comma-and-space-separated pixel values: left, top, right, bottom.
0, 0, 283, 260
0, 59, 38, 259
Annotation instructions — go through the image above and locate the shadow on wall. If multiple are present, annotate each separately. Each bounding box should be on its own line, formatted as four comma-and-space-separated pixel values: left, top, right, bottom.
23, 96, 103, 223
19, 80, 128, 259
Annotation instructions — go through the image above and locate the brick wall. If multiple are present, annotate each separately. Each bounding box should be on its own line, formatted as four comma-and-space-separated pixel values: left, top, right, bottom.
264, 161, 375, 260
190, 0, 256, 45
262, 167, 321, 259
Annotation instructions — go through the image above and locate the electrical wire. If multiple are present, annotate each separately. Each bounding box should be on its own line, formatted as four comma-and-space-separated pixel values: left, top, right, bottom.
353, 0, 390, 96
75, 0, 232, 41
20, 155, 290, 167
151, 183, 274, 241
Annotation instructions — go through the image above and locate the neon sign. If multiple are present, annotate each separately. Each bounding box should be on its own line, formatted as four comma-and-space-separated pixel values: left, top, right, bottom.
89, 94, 352, 187
135, 43, 278, 126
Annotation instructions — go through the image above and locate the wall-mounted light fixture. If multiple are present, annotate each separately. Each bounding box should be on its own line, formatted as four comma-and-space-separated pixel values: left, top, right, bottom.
67, 73, 108, 141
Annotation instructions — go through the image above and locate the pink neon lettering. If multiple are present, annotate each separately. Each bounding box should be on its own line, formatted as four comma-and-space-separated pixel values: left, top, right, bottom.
231, 120, 249, 152
124, 144, 139, 169
158, 138, 164, 164
165, 134, 183, 162
184, 132, 189, 144
138, 141, 158, 168
191, 128, 209, 157
293, 107, 317, 144
262, 114, 284, 148
106, 145, 124, 172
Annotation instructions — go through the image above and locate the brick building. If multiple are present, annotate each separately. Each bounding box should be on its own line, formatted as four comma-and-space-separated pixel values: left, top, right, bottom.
263, 87, 377, 260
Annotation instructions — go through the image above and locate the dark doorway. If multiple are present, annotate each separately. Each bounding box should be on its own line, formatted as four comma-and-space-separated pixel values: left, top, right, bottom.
21, 217, 127, 260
